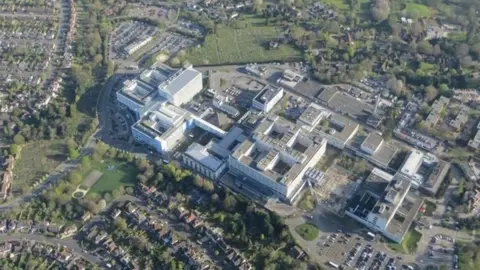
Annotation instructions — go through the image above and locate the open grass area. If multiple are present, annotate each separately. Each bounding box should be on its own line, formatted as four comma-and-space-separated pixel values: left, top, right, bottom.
404, 3, 433, 18
186, 15, 301, 65
295, 223, 319, 241
297, 192, 317, 212
387, 229, 422, 253
423, 200, 437, 217
82, 160, 137, 196
13, 140, 67, 192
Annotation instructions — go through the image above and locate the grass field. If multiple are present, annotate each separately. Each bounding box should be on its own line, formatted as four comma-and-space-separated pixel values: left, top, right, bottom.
295, 223, 319, 241
82, 160, 137, 196
186, 16, 301, 65
13, 140, 67, 192
404, 3, 433, 18
388, 229, 422, 253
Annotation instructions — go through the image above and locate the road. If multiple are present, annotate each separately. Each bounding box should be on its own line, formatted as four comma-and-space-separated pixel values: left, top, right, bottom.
0, 233, 101, 264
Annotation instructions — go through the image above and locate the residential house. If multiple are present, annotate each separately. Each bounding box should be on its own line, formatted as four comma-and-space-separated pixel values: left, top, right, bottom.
125, 202, 138, 214
184, 212, 197, 224
60, 225, 77, 239
141, 184, 157, 197
175, 206, 190, 220
47, 223, 64, 235
0, 242, 12, 258
81, 212, 92, 222
57, 251, 73, 263
111, 208, 122, 219
103, 238, 118, 253
94, 231, 108, 244
290, 246, 305, 259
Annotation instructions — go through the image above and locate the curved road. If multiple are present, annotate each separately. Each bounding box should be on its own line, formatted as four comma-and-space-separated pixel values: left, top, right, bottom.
0, 233, 100, 264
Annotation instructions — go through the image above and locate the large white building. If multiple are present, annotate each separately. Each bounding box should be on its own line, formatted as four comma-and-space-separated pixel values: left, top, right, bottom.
345, 168, 424, 243
182, 127, 246, 180
396, 150, 450, 195
252, 85, 284, 113
116, 64, 203, 117
116, 64, 177, 119
229, 115, 327, 202
157, 65, 203, 106
131, 102, 192, 153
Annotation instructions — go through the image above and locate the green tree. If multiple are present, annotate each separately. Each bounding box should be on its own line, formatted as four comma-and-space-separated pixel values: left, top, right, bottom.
13, 134, 25, 144
9, 144, 20, 155
223, 195, 237, 212
68, 148, 80, 160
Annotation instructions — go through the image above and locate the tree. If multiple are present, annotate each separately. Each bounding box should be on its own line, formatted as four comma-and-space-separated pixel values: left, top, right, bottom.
13, 134, 25, 144
425, 86, 438, 102
371, 0, 390, 22
203, 180, 214, 193
68, 171, 82, 184
193, 175, 204, 188
81, 156, 91, 169
115, 217, 128, 231
9, 144, 20, 155
69, 148, 80, 160
97, 199, 107, 211
223, 195, 237, 212
387, 76, 405, 96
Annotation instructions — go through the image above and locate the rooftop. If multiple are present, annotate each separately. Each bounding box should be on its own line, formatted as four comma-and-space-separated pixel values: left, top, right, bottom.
297, 102, 330, 129
158, 65, 202, 96
400, 150, 423, 176
253, 85, 283, 105
313, 114, 359, 144
133, 103, 187, 139
184, 142, 225, 171
361, 133, 384, 153
232, 115, 327, 186
120, 79, 157, 105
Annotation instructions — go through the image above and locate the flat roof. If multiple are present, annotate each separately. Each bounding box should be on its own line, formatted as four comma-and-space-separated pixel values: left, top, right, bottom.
184, 142, 224, 171
298, 102, 329, 127
318, 88, 374, 121
363, 168, 394, 197
253, 85, 283, 105
232, 115, 327, 186
361, 133, 384, 152
400, 150, 423, 176
313, 114, 359, 144
133, 103, 187, 139
422, 160, 451, 195
159, 66, 201, 96
385, 191, 423, 240
119, 79, 156, 105
371, 143, 398, 167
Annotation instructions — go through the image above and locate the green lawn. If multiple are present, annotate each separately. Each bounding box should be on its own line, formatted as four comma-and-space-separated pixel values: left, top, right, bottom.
404, 3, 433, 18
186, 16, 301, 65
387, 229, 422, 253
423, 200, 437, 217
295, 223, 319, 241
13, 140, 68, 193
83, 160, 137, 195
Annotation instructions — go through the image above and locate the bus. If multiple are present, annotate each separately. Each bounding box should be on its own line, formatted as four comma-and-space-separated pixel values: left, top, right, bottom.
328, 261, 339, 269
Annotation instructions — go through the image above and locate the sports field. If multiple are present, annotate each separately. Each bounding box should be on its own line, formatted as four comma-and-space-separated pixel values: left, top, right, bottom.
82, 161, 137, 195
186, 16, 301, 65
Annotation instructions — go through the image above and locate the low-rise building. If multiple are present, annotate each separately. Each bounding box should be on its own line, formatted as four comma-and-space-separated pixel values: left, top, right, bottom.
449, 104, 470, 131
252, 85, 284, 113
276, 69, 303, 88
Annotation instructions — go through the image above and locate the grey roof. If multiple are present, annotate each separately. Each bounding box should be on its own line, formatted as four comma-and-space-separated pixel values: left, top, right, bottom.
253, 85, 283, 105
159, 66, 201, 96
361, 133, 384, 152
184, 142, 224, 171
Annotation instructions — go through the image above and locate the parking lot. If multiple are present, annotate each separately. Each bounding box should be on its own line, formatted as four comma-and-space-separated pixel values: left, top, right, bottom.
318, 231, 413, 270
137, 32, 196, 64
108, 20, 158, 60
